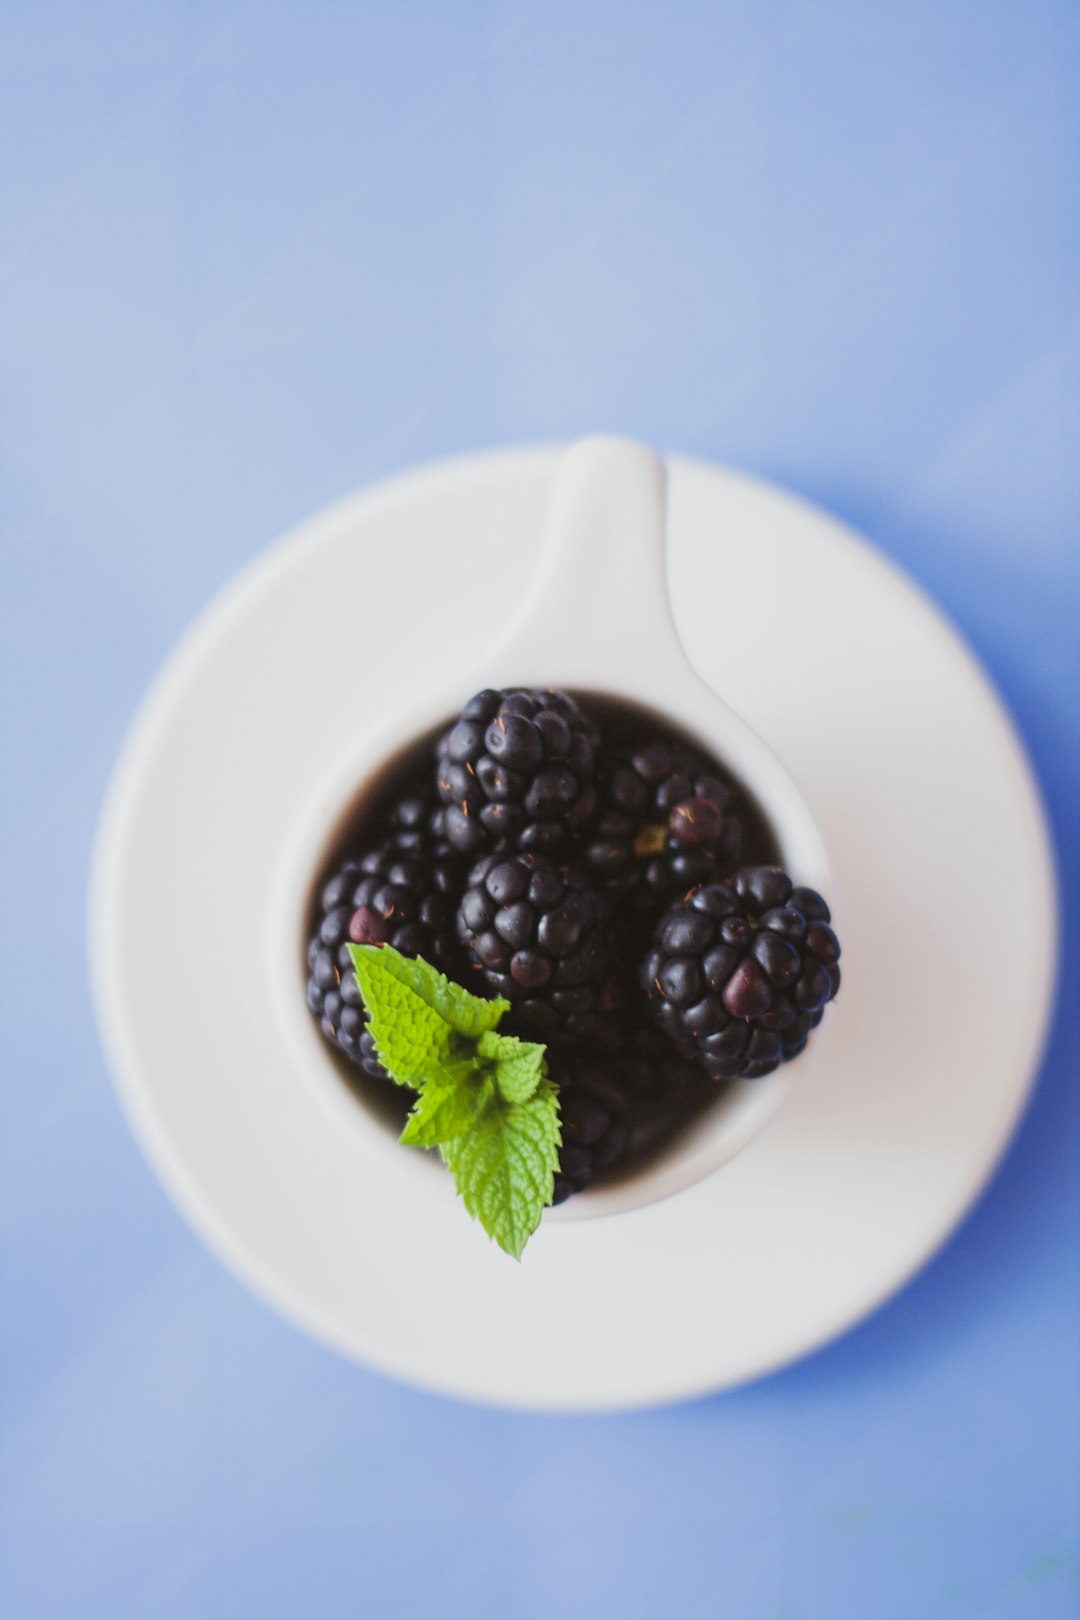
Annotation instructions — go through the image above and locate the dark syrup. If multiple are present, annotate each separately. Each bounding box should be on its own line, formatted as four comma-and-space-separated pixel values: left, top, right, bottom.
304, 691, 781, 1190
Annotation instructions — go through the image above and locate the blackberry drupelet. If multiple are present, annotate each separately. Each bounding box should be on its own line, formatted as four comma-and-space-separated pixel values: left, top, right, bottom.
306, 827, 467, 1080
642, 865, 841, 1080
384, 787, 454, 857
456, 851, 623, 1046
435, 688, 601, 858
584, 738, 745, 908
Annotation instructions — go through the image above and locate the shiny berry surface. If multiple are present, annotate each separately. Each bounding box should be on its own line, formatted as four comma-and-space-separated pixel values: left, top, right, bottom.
642, 867, 841, 1079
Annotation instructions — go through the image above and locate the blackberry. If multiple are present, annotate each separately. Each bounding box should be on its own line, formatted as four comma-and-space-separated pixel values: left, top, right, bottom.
456, 851, 623, 1046
549, 1051, 631, 1204
584, 738, 745, 908
548, 1027, 716, 1204
306, 826, 466, 1080
642, 865, 841, 1080
435, 688, 600, 858
615, 1018, 718, 1154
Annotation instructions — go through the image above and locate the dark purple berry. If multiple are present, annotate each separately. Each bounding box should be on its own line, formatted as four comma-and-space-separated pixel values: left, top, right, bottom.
436, 689, 600, 857
457, 851, 621, 1047
584, 738, 747, 908
642, 866, 841, 1080
305, 801, 468, 1082
547, 1031, 714, 1203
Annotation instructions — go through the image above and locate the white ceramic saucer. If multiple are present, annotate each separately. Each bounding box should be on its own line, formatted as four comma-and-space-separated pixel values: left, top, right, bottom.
89, 447, 1058, 1412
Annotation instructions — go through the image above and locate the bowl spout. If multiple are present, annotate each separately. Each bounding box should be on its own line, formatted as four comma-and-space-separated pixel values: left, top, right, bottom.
488, 436, 694, 688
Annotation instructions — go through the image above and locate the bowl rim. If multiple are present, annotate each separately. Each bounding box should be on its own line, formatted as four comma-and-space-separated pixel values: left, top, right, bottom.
265, 679, 834, 1223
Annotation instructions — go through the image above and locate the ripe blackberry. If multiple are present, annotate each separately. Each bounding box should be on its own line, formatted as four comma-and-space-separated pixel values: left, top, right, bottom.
548, 1028, 716, 1204
549, 1051, 631, 1204
615, 1018, 718, 1154
642, 865, 841, 1080
306, 828, 466, 1080
584, 738, 745, 908
456, 851, 622, 1046
435, 688, 600, 858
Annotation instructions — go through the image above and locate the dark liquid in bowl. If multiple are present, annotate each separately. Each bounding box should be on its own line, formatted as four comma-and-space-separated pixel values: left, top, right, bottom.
304, 692, 781, 1194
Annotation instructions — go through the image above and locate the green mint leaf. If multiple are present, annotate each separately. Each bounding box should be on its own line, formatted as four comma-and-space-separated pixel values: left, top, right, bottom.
400, 1065, 494, 1148
348, 944, 457, 1087
359, 945, 508, 1036
346, 945, 558, 1257
477, 1029, 548, 1103
441, 1075, 562, 1260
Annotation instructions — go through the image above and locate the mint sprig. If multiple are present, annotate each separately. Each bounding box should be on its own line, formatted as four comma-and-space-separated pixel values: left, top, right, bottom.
441, 1076, 560, 1260
348, 945, 561, 1259
399, 1067, 493, 1148
475, 1029, 547, 1102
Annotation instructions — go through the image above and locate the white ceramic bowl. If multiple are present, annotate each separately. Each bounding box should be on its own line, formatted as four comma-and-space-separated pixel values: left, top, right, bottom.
266, 438, 832, 1219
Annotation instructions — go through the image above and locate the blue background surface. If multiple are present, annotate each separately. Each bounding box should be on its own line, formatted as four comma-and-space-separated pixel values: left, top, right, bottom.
2, 2, 1078, 1616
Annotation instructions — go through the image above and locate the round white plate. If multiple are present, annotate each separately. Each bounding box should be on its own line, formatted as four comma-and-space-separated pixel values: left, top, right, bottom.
90, 447, 1058, 1412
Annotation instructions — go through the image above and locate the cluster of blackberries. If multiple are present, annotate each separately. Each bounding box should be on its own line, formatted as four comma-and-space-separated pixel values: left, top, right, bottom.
306, 688, 840, 1203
